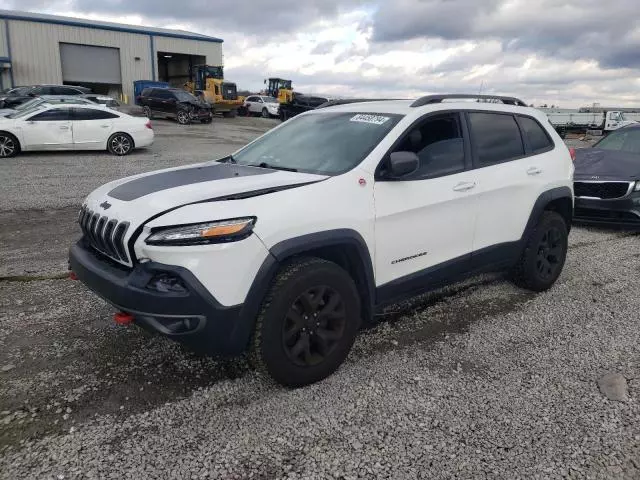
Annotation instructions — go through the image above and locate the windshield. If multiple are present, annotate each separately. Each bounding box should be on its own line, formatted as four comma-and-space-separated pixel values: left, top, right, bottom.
8, 87, 31, 96
264, 97, 278, 103
594, 128, 640, 154
173, 90, 197, 102
14, 98, 44, 111
230, 112, 403, 175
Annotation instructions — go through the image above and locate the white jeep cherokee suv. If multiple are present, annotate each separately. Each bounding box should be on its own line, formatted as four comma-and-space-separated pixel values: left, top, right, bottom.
70, 94, 574, 387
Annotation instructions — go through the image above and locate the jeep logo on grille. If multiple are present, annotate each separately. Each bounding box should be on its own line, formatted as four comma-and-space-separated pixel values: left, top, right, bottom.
99, 201, 112, 210
590, 176, 600, 180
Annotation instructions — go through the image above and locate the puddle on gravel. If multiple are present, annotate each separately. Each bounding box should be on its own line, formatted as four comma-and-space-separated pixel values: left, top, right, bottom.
354, 277, 535, 356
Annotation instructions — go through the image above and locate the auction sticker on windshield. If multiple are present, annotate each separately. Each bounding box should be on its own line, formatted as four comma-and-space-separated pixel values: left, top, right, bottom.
350, 114, 390, 125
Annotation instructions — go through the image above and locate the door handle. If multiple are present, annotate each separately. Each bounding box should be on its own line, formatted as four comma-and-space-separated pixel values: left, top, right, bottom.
100, 125, 110, 128
59, 126, 70, 130
527, 167, 543, 176
452, 182, 476, 192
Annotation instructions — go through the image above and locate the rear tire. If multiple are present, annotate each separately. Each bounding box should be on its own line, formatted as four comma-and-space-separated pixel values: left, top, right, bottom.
261, 108, 269, 118
510, 211, 568, 292
107, 133, 134, 156
251, 257, 361, 387
0, 132, 19, 158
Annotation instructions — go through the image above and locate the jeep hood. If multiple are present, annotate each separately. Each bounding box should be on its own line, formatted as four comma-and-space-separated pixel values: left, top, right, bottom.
84, 162, 327, 226
573, 147, 640, 180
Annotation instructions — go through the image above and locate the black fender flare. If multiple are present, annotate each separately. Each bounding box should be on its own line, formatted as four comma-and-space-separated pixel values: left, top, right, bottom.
521, 186, 573, 244
230, 229, 377, 351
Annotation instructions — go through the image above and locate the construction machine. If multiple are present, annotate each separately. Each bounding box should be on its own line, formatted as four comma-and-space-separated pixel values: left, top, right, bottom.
265, 78, 294, 104
185, 65, 243, 117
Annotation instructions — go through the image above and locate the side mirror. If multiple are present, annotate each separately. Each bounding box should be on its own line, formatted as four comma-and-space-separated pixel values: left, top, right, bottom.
388, 151, 419, 178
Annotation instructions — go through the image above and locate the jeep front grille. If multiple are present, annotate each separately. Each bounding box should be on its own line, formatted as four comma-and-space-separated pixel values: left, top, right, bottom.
78, 206, 130, 264
574, 181, 632, 200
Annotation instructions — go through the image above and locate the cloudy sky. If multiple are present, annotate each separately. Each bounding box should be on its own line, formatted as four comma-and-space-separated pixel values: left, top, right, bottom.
2, 0, 639, 107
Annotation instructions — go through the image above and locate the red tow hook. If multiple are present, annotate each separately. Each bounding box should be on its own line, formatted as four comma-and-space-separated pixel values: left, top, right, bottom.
114, 312, 134, 326
69, 271, 78, 280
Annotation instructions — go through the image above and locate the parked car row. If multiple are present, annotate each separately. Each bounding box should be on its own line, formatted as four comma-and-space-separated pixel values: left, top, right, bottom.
137, 87, 212, 125
0, 103, 153, 158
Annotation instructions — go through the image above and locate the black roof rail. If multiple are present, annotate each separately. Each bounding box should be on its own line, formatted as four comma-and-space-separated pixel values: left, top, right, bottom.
410, 94, 528, 108
315, 98, 400, 109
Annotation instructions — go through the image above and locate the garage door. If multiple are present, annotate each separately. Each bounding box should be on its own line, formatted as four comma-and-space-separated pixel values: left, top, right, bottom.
60, 43, 122, 84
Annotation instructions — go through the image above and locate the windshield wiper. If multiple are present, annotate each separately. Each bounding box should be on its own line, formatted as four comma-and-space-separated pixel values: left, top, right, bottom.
257, 162, 298, 172
218, 155, 237, 164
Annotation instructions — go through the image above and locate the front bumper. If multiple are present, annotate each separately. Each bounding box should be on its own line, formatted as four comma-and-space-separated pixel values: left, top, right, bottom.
69, 239, 253, 356
189, 108, 212, 120
574, 193, 640, 228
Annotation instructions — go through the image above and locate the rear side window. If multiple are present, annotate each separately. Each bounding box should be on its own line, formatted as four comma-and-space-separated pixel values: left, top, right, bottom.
29, 108, 71, 121
468, 113, 524, 167
73, 108, 119, 120
518, 116, 553, 152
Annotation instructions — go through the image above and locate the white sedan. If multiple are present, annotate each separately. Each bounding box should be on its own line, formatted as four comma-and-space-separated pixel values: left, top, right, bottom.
243, 95, 279, 118
0, 103, 154, 158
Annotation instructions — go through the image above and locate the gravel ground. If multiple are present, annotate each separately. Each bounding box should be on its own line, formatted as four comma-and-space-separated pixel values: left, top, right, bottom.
0, 125, 638, 479
0, 116, 278, 211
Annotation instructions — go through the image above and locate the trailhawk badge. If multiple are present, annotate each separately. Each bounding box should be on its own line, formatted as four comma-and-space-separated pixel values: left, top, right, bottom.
99, 201, 112, 210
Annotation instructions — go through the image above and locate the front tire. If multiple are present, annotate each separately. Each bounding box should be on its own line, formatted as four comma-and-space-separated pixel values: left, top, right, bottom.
261, 108, 269, 118
142, 106, 153, 119
510, 211, 568, 292
0, 132, 19, 158
107, 133, 134, 156
176, 110, 190, 125
251, 257, 361, 387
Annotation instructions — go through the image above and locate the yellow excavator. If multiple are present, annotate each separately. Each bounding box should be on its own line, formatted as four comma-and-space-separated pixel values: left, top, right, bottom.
185, 65, 244, 117
265, 78, 294, 104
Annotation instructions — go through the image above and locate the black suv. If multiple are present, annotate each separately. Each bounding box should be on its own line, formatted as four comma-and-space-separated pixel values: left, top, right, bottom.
137, 88, 213, 125
0, 84, 90, 109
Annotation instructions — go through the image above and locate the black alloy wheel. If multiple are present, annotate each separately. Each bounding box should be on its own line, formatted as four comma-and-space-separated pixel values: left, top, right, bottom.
510, 211, 568, 292
282, 286, 346, 367
251, 257, 361, 387
535, 226, 563, 280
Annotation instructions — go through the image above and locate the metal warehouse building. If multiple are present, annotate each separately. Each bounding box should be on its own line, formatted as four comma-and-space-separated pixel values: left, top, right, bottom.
0, 9, 223, 102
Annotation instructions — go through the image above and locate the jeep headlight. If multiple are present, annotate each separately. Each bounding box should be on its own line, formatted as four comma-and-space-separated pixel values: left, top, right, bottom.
146, 217, 256, 246
634, 181, 640, 192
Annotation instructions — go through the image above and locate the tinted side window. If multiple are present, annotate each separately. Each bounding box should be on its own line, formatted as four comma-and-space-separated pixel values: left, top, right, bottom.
392, 113, 466, 179
468, 113, 524, 167
73, 108, 119, 120
29, 109, 71, 121
154, 90, 172, 99
246, 96, 256, 102
51, 86, 80, 95
518, 116, 553, 153
141, 88, 152, 97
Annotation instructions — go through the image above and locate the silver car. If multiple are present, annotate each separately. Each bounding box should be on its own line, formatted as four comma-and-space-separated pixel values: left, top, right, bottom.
0, 95, 96, 117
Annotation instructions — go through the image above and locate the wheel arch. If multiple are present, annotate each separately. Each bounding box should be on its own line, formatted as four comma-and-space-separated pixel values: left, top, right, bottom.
522, 186, 573, 243
230, 229, 376, 353
0, 130, 22, 151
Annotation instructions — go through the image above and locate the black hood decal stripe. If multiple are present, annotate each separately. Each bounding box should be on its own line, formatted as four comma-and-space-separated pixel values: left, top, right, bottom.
108, 164, 274, 201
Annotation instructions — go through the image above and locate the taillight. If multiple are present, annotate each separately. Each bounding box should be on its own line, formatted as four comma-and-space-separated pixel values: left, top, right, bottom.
569, 147, 576, 162
145, 121, 153, 130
